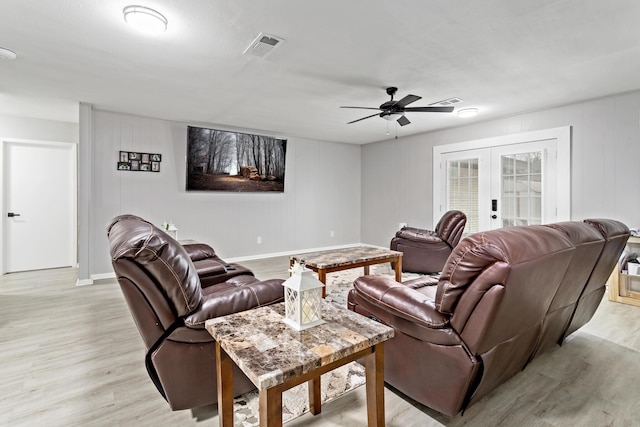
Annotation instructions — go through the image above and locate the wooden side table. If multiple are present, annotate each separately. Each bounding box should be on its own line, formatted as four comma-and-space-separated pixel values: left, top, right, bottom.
206, 302, 394, 427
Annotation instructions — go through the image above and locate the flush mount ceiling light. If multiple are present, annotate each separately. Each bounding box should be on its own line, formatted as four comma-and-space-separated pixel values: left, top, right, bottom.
457, 108, 478, 118
0, 47, 17, 60
123, 5, 167, 34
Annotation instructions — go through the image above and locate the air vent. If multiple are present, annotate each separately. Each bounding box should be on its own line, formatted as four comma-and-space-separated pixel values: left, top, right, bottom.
430, 97, 463, 107
243, 33, 284, 58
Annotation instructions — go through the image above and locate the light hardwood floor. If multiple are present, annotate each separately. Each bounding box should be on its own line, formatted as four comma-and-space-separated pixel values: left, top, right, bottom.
1, 257, 639, 426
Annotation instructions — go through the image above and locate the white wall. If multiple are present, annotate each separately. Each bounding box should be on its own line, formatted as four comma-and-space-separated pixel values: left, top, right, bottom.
0, 113, 78, 142
362, 89, 640, 248
89, 110, 362, 278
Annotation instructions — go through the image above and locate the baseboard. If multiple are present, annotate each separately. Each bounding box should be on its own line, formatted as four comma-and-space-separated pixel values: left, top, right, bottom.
77, 272, 116, 286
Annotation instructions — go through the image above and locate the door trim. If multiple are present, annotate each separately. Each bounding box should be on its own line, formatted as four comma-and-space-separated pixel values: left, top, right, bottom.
433, 126, 571, 228
1, 138, 78, 274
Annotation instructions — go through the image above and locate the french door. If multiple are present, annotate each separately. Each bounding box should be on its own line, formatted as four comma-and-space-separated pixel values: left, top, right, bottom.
434, 127, 570, 234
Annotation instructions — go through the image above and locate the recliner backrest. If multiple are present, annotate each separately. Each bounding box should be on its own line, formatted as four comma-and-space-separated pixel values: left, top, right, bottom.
435, 225, 576, 406
436, 225, 575, 354
107, 215, 203, 327
531, 221, 605, 356
435, 210, 467, 248
561, 218, 629, 338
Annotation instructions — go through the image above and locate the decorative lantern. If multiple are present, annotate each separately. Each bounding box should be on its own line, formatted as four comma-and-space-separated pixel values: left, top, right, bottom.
282, 260, 325, 331
162, 222, 178, 240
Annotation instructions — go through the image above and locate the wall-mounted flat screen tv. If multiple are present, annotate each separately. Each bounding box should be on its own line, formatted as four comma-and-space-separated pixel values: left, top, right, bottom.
186, 126, 287, 192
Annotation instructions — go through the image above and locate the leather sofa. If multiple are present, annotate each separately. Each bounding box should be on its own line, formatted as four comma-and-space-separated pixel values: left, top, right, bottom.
390, 210, 467, 274
107, 214, 285, 410
348, 219, 629, 416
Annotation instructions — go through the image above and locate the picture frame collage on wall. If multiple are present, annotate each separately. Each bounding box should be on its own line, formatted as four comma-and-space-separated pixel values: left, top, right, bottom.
118, 151, 162, 172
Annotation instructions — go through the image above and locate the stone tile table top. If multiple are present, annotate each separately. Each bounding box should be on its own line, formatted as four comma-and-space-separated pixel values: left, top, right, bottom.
290, 246, 402, 269
205, 301, 394, 391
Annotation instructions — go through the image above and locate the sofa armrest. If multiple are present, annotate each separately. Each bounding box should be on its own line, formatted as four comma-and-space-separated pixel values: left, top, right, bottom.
395, 227, 444, 245
353, 275, 448, 328
180, 241, 217, 261
184, 279, 284, 328
192, 258, 228, 277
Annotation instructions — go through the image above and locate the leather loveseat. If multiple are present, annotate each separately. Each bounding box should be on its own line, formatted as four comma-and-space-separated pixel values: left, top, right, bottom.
107, 214, 285, 410
348, 219, 629, 416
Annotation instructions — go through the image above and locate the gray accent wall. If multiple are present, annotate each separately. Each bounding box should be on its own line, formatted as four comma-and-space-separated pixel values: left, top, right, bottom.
88, 110, 361, 278
361, 89, 640, 248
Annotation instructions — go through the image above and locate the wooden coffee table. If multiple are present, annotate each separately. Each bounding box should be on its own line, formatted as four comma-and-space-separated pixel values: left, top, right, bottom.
290, 246, 403, 297
205, 302, 394, 427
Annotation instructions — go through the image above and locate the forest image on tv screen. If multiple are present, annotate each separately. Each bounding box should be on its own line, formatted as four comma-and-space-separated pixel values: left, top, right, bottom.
186, 126, 287, 192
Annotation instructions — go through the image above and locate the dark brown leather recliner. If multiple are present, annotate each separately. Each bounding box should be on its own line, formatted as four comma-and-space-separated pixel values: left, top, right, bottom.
349, 219, 628, 416
390, 210, 467, 274
107, 214, 285, 411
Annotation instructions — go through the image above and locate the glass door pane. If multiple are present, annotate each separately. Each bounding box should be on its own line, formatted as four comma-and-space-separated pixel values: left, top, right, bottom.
491, 139, 555, 229
500, 152, 543, 227
447, 158, 479, 234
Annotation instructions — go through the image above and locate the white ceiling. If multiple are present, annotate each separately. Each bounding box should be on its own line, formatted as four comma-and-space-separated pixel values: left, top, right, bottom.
1, 0, 640, 144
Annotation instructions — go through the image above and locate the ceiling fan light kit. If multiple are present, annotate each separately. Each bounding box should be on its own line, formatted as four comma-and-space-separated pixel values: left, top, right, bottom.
341, 87, 455, 127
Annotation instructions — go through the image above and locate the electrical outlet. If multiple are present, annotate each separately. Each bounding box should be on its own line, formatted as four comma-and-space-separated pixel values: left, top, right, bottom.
257, 236, 262, 244
399, 222, 407, 229
330, 230, 335, 237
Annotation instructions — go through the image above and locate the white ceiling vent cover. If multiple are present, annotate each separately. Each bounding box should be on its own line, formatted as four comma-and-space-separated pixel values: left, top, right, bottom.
430, 97, 464, 107
243, 33, 284, 58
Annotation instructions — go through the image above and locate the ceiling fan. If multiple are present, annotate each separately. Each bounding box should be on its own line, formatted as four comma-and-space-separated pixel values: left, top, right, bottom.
340, 87, 454, 126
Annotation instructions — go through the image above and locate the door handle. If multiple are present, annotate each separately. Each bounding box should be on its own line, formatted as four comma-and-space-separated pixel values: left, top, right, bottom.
7, 212, 20, 217
491, 214, 497, 219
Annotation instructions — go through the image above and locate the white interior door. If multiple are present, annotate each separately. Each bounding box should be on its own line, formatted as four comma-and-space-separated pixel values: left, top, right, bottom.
3, 140, 77, 273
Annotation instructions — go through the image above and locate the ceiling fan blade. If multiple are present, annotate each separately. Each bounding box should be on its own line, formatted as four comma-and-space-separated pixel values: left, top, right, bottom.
340, 106, 382, 110
397, 115, 410, 126
404, 106, 455, 113
395, 94, 421, 109
347, 112, 381, 124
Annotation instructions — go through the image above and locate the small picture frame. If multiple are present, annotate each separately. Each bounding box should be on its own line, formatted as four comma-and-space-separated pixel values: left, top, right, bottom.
151, 153, 162, 162
151, 161, 160, 172
140, 163, 151, 171
119, 151, 129, 162
142, 153, 150, 163
129, 152, 141, 160
131, 160, 140, 171
117, 162, 131, 171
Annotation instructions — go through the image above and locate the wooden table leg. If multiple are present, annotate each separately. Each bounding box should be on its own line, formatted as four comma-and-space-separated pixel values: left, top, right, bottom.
318, 269, 327, 298
259, 387, 283, 427
216, 342, 234, 427
394, 256, 402, 282
364, 343, 385, 427
364, 265, 370, 275
308, 376, 322, 415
